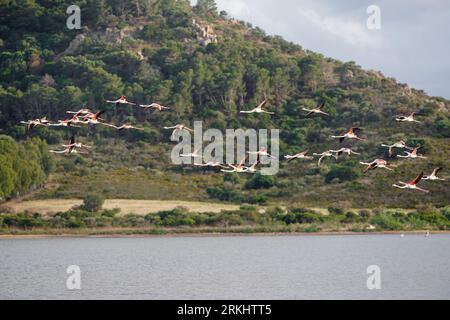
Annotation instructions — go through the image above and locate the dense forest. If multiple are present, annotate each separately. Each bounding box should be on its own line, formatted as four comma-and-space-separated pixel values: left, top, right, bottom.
0, 135, 54, 200
0, 0, 449, 209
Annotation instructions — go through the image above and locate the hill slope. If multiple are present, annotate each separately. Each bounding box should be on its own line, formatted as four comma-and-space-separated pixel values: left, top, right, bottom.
0, 0, 449, 209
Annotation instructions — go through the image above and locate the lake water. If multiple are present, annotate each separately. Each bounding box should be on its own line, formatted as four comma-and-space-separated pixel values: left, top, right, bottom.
0, 234, 449, 299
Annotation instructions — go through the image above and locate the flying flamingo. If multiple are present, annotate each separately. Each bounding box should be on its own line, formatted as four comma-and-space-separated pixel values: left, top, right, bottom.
331, 127, 365, 143
393, 172, 429, 193
395, 112, 421, 123
106, 95, 136, 107
284, 150, 313, 162
381, 140, 413, 157
66, 108, 93, 116
180, 147, 202, 158
48, 118, 81, 128
194, 161, 227, 169
221, 157, 249, 173
423, 167, 445, 181
164, 124, 194, 139
248, 147, 276, 159
112, 123, 144, 131
397, 147, 427, 159
49, 137, 89, 155
240, 99, 274, 114
139, 103, 170, 112
20, 118, 49, 131
313, 150, 337, 166
359, 159, 394, 173
81, 110, 113, 127
62, 137, 92, 150
302, 102, 329, 116
330, 147, 360, 159
246, 158, 261, 173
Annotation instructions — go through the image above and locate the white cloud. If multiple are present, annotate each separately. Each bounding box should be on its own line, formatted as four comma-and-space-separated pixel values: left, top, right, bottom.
297, 7, 381, 48
218, 0, 251, 16
212, 0, 450, 97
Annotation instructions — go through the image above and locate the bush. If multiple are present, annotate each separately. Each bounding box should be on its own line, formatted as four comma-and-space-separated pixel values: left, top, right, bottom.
328, 206, 344, 215
245, 173, 276, 189
342, 211, 361, 223
325, 164, 360, 183
441, 206, 450, 221
82, 194, 104, 212
370, 214, 404, 230
206, 186, 242, 202
358, 209, 372, 220
282, 209, 324, 224
409, 209, 448, 226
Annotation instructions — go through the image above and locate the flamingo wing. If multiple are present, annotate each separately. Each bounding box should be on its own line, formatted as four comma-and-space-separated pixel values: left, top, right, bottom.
411, 172, 424, 185
257, 99, 268, 109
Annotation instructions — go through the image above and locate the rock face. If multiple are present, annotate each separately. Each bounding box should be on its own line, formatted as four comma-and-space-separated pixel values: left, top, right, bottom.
342, 69, 354, 80
91, 26, 135, 44
54, 34, 86, 61
193, 19, 218, 46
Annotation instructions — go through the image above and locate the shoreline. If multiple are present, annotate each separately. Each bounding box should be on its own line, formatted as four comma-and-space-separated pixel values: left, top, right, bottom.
0, 230, 447, 239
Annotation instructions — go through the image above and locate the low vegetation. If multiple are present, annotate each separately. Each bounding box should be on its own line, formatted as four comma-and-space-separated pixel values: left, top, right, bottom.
1, 204, 449, 235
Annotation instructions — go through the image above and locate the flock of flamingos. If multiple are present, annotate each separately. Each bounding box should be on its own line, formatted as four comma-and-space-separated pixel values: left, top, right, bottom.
20, 95, 445, 193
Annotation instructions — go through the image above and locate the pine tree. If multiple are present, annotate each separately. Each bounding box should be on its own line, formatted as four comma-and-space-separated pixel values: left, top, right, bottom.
194, 0, 218, 16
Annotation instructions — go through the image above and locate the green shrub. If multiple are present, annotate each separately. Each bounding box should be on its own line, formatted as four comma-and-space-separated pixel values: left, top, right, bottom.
328, 206, 344, 215
325, 164, 361, 183
343, 211, 361, 223
245, 173, 276, 189
206, 186, 242, 202
82, 194, 105, 212
370, 214, 404, 230
409, 209, 448, 226
283, 210, 324, 224
441, 206, 450, 221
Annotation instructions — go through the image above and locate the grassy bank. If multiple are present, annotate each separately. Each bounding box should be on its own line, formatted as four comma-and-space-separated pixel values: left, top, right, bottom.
1, 203, 449, 236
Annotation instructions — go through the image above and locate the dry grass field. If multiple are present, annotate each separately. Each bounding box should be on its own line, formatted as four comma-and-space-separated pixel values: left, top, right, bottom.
6, 199, 240, 216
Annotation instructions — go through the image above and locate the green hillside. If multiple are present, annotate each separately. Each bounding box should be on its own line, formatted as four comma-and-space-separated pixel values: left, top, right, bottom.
0, 0, 449, 210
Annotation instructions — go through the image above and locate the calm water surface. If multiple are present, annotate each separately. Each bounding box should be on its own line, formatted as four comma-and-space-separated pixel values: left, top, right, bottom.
0, 234, 449, 299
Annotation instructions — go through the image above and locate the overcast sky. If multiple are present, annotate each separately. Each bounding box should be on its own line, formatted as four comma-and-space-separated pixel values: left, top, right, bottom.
193, 0, 450, 99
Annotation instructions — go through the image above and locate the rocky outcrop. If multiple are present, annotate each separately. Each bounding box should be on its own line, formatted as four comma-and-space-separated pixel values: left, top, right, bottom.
193, 19, 218, 46
91, 26, 135, 44
54, 33, 86, 61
